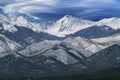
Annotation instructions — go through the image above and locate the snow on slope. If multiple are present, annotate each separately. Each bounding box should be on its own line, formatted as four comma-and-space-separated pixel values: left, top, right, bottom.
11, 16, 31, 27
10, 15, 95, 37
1, 13, 120, 54
2, 13, 120, 38
0, 34, 21, 53
43, 49, 79, 65
64, 37, 108, 53
44, 15, 95, 37
92, 33, 120, 44
11, 16, 42, 32
64, 32, 120, 53
60, 42, 93, 57
86, 32, 120, 53
11, 15, 120, 37
0, 14, 17, 32
18, 34, 120, 58
4, 14, 120, 37
19, 40, 61, 56
0, 14, 8, 22
18, 40, 93, 65
2, 23, 17, 32
95, 17, 120, 30
58, 15, 95, 32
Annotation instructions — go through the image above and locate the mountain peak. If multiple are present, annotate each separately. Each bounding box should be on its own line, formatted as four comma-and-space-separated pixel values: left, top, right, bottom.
16, 16, 28, 22
64, 15, 73, 18
11, 16, 30, 27
57, 15, 80, 23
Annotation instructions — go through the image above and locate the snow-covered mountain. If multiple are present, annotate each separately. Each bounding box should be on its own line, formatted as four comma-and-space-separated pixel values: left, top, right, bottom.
95, 17, 120, 30
68, 25, 114, 38
10, 15, 95, 37
1, 13, 120, 78
64, 30, 120, 53
18, 40, 92, 64
1, 13, 120, 38
0, 14, 17, 33
0, 42, 120, 77
1, 13, 120, 53
66, 17, 120, 38
64, 37, 108, 53
13, 28, 120, 58
43, 15, 95, 37
10, 15, 120, 37
11, 16, 43, 32
19, 40, 61, 57
4, 26, 61, 47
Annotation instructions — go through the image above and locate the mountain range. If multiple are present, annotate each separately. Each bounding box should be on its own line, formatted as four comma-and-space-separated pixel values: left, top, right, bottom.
0, 13, 120, 78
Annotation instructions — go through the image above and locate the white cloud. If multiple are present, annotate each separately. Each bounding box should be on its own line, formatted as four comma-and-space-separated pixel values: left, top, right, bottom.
3, 0, 59, 17
1, 0, 120, 20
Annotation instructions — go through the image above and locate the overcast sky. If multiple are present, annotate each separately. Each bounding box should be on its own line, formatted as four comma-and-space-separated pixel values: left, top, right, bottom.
0, 0, 120, 21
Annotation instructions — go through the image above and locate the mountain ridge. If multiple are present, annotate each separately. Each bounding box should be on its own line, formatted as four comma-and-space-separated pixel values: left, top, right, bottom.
1, 13, 120, 37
